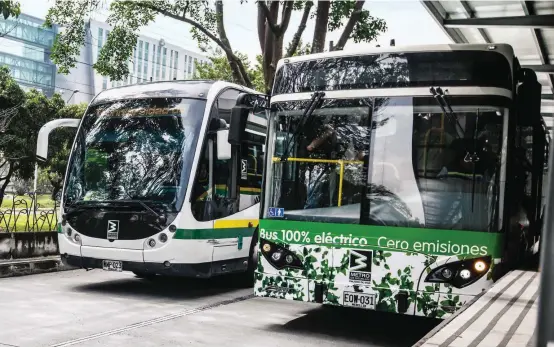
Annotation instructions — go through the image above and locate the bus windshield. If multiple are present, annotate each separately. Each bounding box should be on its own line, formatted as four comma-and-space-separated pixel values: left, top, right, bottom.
63, 97, 206, 212
265, 96, 506, 232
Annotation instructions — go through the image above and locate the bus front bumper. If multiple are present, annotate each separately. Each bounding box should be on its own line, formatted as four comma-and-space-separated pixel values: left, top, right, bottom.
254, 271, 477, 318
62, 254, 248, 278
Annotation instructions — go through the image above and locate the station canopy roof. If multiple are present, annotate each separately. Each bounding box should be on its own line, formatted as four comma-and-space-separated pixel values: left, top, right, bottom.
421, 0, 554, 136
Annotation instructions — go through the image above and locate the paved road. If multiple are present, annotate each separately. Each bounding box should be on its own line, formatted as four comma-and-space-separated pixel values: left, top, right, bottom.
0, 270, 439, 347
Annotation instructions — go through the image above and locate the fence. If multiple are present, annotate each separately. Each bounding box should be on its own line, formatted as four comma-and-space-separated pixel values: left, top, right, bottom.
0, 193, 59, 233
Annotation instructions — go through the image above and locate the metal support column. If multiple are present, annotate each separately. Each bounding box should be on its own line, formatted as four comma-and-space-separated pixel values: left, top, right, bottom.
537, 132, 554, 346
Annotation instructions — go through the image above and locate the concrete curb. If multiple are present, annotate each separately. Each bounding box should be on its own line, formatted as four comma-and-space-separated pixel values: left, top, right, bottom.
0, 256, 77, 278
412, 290, 485, 347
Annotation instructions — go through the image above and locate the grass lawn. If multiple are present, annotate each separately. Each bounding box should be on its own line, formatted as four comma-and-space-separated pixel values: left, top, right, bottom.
1, 194, 56, 209
0, 212, 58, 232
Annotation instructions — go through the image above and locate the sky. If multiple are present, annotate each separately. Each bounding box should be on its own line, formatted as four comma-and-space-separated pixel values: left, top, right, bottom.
16, 0, 451, 62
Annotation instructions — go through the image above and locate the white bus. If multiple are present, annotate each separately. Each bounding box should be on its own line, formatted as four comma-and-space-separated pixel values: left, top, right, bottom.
37, 80, 267, 281
234, 44, 546, 318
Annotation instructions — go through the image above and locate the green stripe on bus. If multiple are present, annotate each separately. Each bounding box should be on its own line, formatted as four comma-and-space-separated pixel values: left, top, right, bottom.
173, 227, 256, 240
259, 219, 503, 258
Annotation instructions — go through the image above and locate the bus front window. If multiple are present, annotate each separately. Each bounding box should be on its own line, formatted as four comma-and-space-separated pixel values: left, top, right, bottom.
265, 96, 506, 232
64, 98, 206, 213
267, 98, 371, 223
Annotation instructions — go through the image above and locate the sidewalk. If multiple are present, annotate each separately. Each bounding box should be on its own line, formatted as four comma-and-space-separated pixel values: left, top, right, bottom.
0, 255, 75, 278
414, 270, 539, 347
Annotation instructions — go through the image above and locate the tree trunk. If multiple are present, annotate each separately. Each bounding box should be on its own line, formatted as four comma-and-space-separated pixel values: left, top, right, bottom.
285, 1, 313, 57
268, 33, 284, 92
262, 1, 279, 93
215, 0, 252, 87
257, 4, 266, 52
334, 1, 365, 51
0, 162, 13, 207
311, 1, 330, 54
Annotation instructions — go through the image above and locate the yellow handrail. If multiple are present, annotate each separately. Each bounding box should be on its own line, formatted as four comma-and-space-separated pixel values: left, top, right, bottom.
338, 161, 345, 206
272, 157, 363, 165
271, 157, 363, 207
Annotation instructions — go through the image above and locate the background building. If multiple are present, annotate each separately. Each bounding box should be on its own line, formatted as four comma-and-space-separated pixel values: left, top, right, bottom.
0, 13, 58, 97
0, 14, 209, 105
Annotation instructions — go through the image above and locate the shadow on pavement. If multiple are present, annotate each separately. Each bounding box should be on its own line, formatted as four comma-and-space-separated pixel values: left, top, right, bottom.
264, 305, 440, 347
71, 272, 251, 300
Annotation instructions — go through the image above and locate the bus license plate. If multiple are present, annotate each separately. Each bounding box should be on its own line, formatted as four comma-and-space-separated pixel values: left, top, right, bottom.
102, 260, 122, 272
343, 292, 376, 309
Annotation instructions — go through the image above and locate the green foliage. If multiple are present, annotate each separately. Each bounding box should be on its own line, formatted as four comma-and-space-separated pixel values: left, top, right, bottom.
195, 39, 310, 92
329, 1, 387, 45
45, 0, 98, 74
285, 39, 311, 57
45, 1, 386, 90
0, 0, 20, 20
0, 65, 24, 109
194, 49, 265, 92
0, 66, 84, 204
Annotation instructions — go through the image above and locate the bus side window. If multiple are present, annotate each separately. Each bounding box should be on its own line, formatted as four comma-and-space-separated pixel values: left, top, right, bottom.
239, 140, 264, 211
191, 137, 212, 221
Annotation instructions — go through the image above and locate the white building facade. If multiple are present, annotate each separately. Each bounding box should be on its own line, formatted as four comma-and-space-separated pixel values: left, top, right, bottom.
56, 19, 209, 105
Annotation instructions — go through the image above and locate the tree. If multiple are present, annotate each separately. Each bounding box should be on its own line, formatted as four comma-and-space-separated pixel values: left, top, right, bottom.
0, 0, 21, 37
0, 65, 26, 205
0, 66, 84, 205
0, 0, 20, 20
194, 49, 264, 92
45, 0, 386, 93
286, 39, 311, 57
195, 38, 312, 92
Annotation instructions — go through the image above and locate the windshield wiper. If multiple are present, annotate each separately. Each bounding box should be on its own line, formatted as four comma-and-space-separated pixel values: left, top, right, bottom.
430, 87, 464, 138
121, 188, 166, 222
280, 91, 325, 162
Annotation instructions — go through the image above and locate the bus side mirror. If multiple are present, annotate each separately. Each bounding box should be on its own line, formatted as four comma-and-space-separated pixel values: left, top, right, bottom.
36, 118, 81, 162
228, 105, 250, 146
217, 129, 232, 160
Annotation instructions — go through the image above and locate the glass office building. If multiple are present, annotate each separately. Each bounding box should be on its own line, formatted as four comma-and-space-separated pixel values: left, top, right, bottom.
0, 13, 58, 97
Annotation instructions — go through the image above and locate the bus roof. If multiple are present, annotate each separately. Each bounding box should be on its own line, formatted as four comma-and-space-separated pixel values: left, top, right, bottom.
90, 80, 216, 106
277, 43, 514, 69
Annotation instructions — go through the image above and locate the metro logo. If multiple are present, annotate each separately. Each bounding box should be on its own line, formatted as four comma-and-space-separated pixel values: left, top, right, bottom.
349, 250, 372, 272
349, 249, 372, 284
107, 220, 119, 240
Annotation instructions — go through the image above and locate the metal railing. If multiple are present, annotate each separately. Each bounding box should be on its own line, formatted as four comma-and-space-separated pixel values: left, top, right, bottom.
0, 193, 59, 233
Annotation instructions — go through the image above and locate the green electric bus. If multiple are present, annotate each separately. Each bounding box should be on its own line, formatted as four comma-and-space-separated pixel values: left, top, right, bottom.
230, 44, 547, 318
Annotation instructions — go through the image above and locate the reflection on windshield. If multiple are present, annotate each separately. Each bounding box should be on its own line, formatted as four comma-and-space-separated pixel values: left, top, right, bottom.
64, 98, 206, 212
268, 98, 371, 223
266, 96, 505, 232
273, 51, 512, 94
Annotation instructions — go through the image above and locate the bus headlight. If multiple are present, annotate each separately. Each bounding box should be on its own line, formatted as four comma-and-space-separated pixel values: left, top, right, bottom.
260, 239, 303, 270
159, 233, 168, 243
425, 256, 491, 289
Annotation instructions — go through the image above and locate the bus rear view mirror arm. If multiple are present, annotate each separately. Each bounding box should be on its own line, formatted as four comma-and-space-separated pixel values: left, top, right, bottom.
36, 118, 81, 162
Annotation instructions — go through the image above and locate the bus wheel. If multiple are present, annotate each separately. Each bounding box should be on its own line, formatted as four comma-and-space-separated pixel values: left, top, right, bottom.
133, 271, 156, 280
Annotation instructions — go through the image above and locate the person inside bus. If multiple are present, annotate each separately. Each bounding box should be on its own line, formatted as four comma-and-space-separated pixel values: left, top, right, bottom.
300, 117, 366, 209
299, 120, 335, 209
